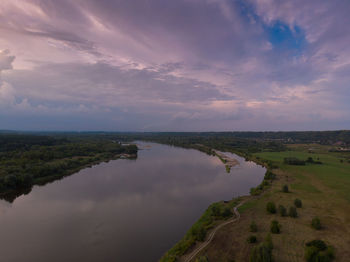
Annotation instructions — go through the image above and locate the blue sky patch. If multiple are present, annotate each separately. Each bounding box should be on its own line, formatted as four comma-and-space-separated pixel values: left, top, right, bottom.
265, 21, 306, 52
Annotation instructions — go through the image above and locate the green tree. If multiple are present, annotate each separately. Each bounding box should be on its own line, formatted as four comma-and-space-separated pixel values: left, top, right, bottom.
250, 221, 258, 232
195, 256, 209, 262
305, 240, 334, 262
249, 242, 273, 262
270, 220, 281, 234
221, 207, 233, 218
247, 235, 257, 243
294, 198, 302, 208
265, 234, 273, 250
288, 206, 298, 218
282, 184, 289, 193
266, 202, 276, 214
278, 205, 287, 217
311, 217, 322, 230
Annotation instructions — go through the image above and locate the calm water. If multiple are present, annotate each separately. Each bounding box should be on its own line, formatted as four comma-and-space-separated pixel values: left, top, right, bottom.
0, 142, 265, 262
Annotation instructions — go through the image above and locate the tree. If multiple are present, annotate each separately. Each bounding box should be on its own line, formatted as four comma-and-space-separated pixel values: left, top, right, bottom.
288, 206, 298, 218
270, 220, 281, 234
311, 217, 322, 230
305, 240, 334, 262
265, 234, 273, 250
250, 221, 258, 232
278, 205, 287, 217
221, 207, 233, 218
247, 235, 257, 243
249, 242, 273, 262
266, 202, 276, 214
282, 184, 289, 193
294, 198, 302, 208
195, 256, 209, 262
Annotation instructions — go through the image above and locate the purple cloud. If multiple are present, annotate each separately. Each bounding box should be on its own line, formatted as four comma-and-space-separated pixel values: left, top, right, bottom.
0, 0, 349, 130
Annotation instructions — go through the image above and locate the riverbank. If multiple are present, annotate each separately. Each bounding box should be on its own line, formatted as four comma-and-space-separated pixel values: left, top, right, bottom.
173, 144, 350, 261
159, 150, 267, 262
0, 133, 138, 202
0, 152, 137, 203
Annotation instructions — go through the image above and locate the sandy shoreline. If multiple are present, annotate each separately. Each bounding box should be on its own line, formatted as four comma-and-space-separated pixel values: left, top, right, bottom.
213, 150, 240, 169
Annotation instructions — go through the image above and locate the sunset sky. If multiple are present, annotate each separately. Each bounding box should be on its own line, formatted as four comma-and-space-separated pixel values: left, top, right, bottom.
0, 0, 350, 131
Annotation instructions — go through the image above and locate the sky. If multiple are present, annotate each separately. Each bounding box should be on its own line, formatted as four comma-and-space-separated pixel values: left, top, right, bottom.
0, 0, 350, 131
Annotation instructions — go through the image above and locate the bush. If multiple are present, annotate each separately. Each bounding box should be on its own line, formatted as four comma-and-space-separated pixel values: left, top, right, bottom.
191, 225, 206, 241
264, 171, 276, 180
278, 205, 287, 217
249, 242, 273, 262
262, 180, 269, 187
288, 206, 298, 218
306, 240, 327, 250
270, 220, 281, 234
294, 198, 302, 208
282, 185, 289, 193
311, 217, 322, 230
265, 234, 273, 250
250, 187, 262, 196
284, 157, 305, 165
266, 202, 276, 214
195, 256, 209, 262
305, 240, 334, 262
250, 221, 258, 232
247, 235, 257, 243
221, 207, 233, 218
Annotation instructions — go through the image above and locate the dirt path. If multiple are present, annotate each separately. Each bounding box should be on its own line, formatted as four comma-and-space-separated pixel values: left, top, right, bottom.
182, 200, 247, 262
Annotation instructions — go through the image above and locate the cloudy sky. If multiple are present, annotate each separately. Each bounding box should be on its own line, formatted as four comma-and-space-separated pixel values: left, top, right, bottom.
0, 0, 349, 131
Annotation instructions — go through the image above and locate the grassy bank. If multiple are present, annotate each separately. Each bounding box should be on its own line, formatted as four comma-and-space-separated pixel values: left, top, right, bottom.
186, 144, 350, 261
159, 199, 240, 262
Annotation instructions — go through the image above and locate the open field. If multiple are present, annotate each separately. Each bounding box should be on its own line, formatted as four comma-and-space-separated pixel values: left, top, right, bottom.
179, 144, 350, 261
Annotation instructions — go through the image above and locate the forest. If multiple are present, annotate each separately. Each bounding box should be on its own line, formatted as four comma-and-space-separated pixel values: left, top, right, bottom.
0, 133, 137, 201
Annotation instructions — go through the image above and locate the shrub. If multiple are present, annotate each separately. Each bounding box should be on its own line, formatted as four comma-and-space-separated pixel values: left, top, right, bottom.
250, 187, 262, 196
311, 217, 322, 230
249, 242, 273, 262
306, 240, 327, 250
211, 204, 221, 216
265, 234, 273, 250
305, 240, 334, 262
250, 221, 258, 232
294, 198, 302, 208
221, 207, 233, 218
266, 202, 276, 214
306, 157, 314, 163
247, 235, 257, 243
264, 171, 276, 180
278, 205, 287, 217
270, 220, 281, 234
282, 185, 289, 193
284, 157, 305, 165
288, 206, 298, 218
191, 226, 206, 241
262, 180, 269, 187
195, 256, 209, 262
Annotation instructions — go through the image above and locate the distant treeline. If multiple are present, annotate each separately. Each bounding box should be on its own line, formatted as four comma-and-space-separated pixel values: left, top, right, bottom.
0, 134, 137, 202
104, 132, 287, 159
118, 130, 350, 145
2, 130, 350, 145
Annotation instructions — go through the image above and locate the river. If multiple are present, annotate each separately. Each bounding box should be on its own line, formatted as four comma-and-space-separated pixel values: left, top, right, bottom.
0, 142, 265, 262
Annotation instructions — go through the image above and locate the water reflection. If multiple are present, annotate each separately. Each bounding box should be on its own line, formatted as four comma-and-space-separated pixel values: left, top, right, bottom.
0, 142, 265, 262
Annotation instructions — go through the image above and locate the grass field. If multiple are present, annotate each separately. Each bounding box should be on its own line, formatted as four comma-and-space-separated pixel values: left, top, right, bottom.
178, 144, 350, 262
